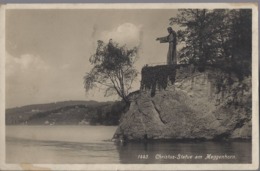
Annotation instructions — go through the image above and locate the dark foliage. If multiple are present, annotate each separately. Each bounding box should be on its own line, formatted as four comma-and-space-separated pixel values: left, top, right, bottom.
170, 9, 252, 80
169, 9, 252, 107
88, 101, 128, 125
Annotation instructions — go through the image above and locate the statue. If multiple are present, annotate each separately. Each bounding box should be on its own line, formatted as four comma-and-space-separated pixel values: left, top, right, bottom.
156, 27, 177, 65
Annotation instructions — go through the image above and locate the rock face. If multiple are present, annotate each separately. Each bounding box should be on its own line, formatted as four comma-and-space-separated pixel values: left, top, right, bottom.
113, 65, 251, 141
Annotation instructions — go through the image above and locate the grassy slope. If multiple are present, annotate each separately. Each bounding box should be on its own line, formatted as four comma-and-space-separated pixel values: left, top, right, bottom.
6, 100, 125, 125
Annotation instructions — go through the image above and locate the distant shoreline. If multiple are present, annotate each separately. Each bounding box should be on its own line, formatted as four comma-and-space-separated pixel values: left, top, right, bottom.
5, 100, 126, 126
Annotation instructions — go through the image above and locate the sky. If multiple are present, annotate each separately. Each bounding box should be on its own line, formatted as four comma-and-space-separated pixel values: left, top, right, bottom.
6, 9, 179, 108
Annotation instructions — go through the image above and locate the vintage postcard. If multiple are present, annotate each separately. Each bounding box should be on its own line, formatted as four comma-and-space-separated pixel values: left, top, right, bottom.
0, 3, 258, 171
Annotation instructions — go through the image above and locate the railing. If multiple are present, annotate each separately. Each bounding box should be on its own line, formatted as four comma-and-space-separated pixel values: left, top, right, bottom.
144, 62, 167, 67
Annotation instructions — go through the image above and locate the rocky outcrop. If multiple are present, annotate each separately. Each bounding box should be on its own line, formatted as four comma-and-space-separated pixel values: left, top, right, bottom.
113, 65, 251, 141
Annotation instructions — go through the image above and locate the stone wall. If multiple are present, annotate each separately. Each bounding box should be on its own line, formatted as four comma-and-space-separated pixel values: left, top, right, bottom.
141, 64, 194, 96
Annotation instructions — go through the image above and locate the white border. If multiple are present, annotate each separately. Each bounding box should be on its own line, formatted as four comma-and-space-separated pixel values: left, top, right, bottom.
2, 3, 258, 9
3, 3, 259, 9
0, 3, 258, 171
0, 3, 6, 171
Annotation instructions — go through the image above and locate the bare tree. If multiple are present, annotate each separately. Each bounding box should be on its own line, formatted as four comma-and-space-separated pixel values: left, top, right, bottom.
84, 39, 138, 104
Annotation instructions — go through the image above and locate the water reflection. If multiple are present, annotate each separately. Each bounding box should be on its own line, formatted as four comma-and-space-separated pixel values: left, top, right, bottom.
116, 141, 252, 164
6, 137, 119, 164
6, 126, 252, 164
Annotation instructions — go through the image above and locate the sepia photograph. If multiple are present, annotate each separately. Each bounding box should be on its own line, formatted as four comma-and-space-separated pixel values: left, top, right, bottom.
0, 3, 258, 171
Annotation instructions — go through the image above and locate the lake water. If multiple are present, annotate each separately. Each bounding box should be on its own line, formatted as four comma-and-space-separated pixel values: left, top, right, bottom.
6, 126, 252, 164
